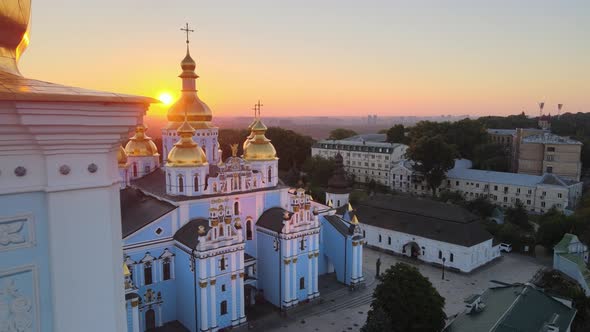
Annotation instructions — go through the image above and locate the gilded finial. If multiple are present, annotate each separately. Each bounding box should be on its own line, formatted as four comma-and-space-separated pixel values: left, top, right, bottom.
253, 100, 263, 118
230, 144, 239, 157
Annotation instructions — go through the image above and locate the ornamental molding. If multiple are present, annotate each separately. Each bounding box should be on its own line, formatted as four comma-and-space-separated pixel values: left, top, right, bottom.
0, 265, 40, 332
231, 274, 237, 280
199, 281, 208, 288
0, 214, 35, 253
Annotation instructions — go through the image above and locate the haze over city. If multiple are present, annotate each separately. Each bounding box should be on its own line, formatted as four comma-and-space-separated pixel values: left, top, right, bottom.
20, 0, 590, 120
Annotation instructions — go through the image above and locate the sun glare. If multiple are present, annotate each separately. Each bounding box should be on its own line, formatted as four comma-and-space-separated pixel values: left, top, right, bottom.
158, 92, 174, 105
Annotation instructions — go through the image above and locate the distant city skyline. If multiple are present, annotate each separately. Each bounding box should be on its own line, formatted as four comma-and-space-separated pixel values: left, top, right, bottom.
20, 0, 589, 119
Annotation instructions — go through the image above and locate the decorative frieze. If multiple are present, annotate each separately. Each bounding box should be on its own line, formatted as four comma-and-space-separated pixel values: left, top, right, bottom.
0, 214, 35, 253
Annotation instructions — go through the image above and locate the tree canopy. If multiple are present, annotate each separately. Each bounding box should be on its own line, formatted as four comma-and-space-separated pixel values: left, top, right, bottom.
386, 124, 407, 144
328, 128, 358, 140
362, 262, 446, 332
405, 135, 457, 197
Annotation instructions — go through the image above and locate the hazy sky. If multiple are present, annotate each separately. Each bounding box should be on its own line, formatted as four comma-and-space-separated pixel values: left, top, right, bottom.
19, 0, 590, 118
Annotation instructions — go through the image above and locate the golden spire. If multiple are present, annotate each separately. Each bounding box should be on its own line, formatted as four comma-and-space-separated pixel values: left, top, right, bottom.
351, 215, 359, 225
0, 1, 31, 75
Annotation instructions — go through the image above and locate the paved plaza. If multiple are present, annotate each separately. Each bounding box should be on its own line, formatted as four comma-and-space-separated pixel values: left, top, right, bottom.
242, 247, 550, 332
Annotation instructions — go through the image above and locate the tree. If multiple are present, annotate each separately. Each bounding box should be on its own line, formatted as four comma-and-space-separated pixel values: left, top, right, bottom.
473, 143, 510, 172
386, 124, 406, 143
505, 201, 530, 230
328, 128, 357, 140
301, 156, 336, 188
405, 135, 456, 197
465, 197, 497, 218
362, 263, 445, 332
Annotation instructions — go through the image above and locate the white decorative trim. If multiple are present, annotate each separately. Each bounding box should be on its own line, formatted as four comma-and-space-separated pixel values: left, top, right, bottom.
0, 264, 40, 332
0, 214, 36, 253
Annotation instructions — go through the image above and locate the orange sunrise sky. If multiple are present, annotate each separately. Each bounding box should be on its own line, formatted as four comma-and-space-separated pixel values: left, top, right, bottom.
18, 0, 590, 119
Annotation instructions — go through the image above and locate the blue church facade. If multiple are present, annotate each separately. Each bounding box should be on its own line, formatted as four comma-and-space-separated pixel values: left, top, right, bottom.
116, 42, 364, 332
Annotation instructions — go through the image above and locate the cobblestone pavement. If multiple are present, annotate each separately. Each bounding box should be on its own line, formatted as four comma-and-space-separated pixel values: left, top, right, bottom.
241, 247, 549, 332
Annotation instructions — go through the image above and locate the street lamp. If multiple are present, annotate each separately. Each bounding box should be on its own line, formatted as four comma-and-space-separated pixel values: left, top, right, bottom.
441, 257, 446, 280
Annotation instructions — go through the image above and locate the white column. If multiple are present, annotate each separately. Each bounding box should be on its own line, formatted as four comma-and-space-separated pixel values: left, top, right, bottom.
157, 304, 162, 327
307, 252, 313, 298
238, 249, 246, 322
231, 253, 237, 325
199, 259, 209, 331
209, 258, 217, 329
357, 245, 364, 280
131, 300, 140, 332
291, 241, 298, 303
351, 242, 357, 282
284, 259, 291, 306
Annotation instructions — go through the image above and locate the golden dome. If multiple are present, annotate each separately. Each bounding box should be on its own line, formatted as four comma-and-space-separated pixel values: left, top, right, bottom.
166, 121, 208, 167
125, 125, 159, 157
243, 119, 277, 161
117, 145, 128, 167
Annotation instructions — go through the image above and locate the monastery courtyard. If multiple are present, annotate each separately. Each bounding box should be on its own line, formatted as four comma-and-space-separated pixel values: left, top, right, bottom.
236, 247, 551, 332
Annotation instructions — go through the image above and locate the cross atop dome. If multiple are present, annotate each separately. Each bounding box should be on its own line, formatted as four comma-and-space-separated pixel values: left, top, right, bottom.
181, 23, 194, 48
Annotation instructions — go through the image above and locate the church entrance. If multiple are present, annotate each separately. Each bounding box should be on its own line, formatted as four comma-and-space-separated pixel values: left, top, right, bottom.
403, 242, 421, 259
145, 309, 156, 330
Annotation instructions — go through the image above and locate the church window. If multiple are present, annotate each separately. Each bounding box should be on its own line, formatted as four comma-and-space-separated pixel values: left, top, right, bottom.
220, 300, 228, 315
220, 256, 226, 271
219, 225, 224, 237
299, 277, 305, 290
450, 253, 454, 262
167, 173, 172, 190
178, 175, 184, 193
234, 201, 240, 215
388, 237, 391, 245
163, 259, 171, 281
194, 175, 199, 191
246, 219, 253, 240
378, 235, 382, 243
144, 262, 153, 285
222, 284, 226, 292
300, 238, 305, 251
438, 250, 442, 259
268, 166, 272, 183
133, 163, 138, 177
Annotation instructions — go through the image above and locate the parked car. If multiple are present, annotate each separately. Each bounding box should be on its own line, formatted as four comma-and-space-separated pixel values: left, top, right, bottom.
499, 243, 512, 253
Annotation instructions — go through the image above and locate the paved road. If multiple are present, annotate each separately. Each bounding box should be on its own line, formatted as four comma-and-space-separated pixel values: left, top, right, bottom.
244, 247, 548, 332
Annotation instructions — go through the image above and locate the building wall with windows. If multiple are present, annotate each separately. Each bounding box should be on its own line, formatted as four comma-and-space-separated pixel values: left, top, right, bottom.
390, 159, 583, 213
518, 134, 583, 181
363, 224, 499, 273
311, 137, 407, 186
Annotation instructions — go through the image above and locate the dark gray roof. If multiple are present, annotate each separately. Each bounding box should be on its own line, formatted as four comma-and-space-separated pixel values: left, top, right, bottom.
324, 214, 354, 236
133, 168, 287, 202
256, 207, 291, 233
173, 218, 209, 249
120, 187, 176, 238
356, 195, 492, 247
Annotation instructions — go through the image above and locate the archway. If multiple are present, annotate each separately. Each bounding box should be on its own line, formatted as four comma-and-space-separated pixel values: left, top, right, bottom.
403, 242, 421, 258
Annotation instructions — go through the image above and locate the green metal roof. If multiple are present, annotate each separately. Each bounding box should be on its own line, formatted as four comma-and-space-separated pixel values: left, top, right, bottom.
445, 284, 576, 332
554, 233, 577, 252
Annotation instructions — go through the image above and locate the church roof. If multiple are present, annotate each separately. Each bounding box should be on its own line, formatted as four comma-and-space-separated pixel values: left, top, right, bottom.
323, 214, 355, 236
120, 187, 176, 238
355, 195, 492, 247
0, 70, 156, 104
173, 218, 210, 249
256, 207, 292, 233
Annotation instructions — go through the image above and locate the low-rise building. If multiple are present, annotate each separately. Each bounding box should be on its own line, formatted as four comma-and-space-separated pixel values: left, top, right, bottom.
311, 134, 407, 186
553, 233, 590, 296
445, 283, 577, 332
357, 195, 499, 273
391, 159, 583, 213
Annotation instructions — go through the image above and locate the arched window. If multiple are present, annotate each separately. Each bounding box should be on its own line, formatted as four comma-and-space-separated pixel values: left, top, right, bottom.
144, 262, 153, 285
234, 201, 240, 215
246, 219, 252, 240
299, 277, 305, 290
438, 250, 442, 259
219, 225, 224, 237
388, 237, 391, 245
178, 175, 184, 193
268, 166, 272, 183
220, 256, 226, 271
194, 175, 199, 192
133, 163, 138, 177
